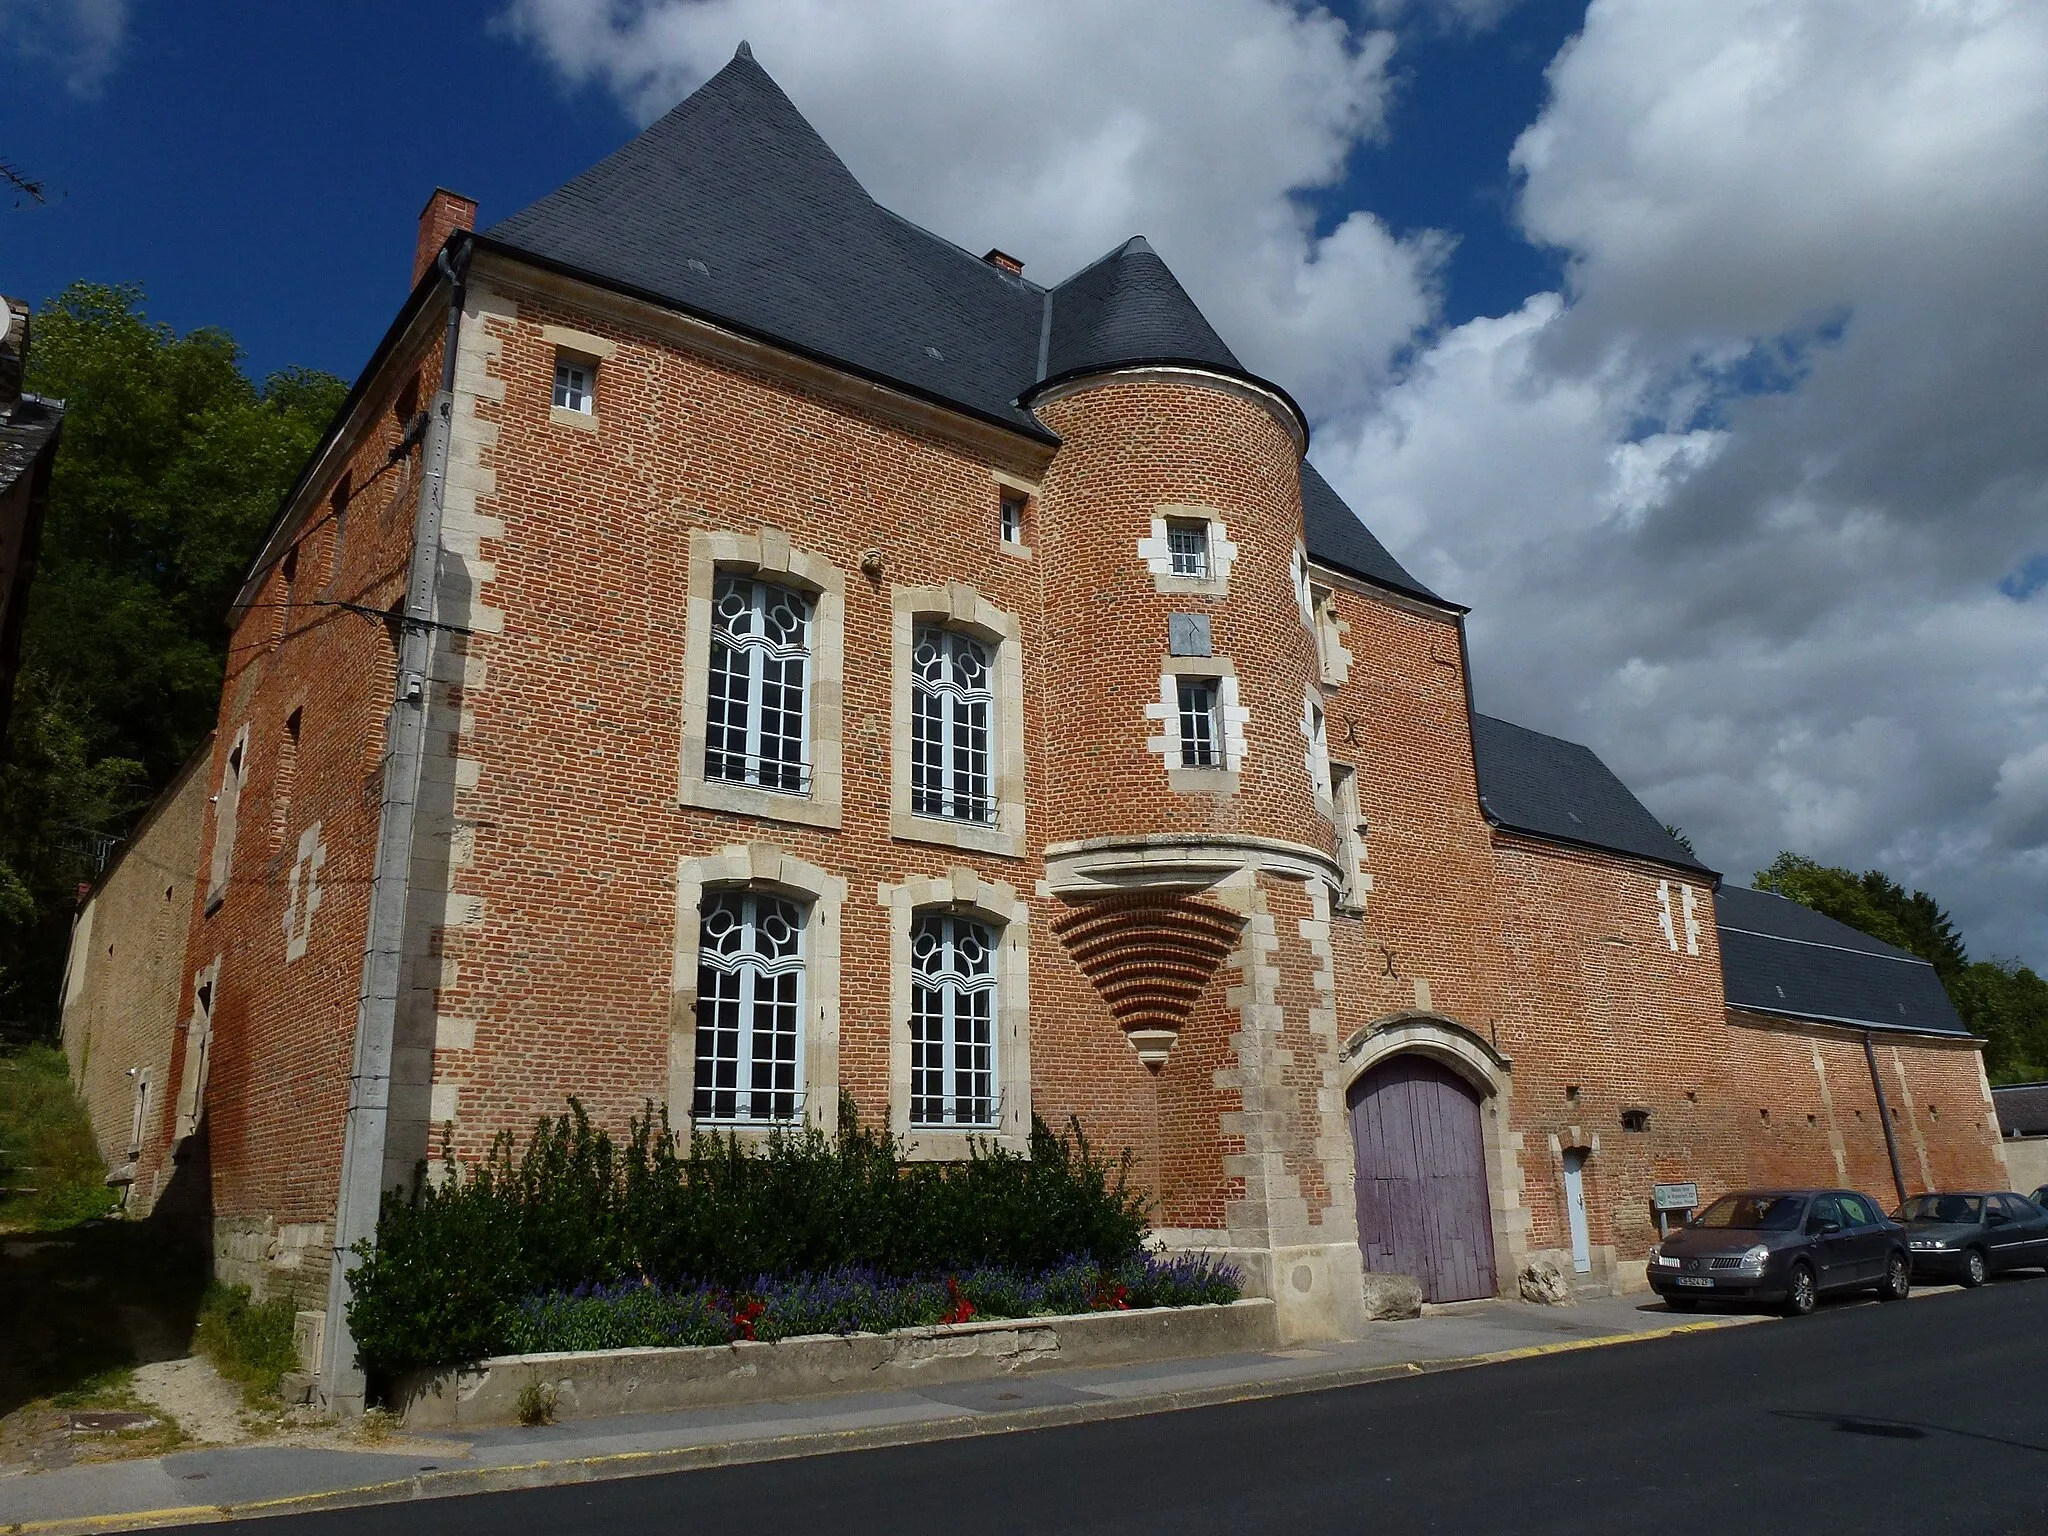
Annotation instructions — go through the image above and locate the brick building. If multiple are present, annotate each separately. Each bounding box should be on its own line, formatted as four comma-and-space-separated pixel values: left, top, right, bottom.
98, 48, 2006, 1408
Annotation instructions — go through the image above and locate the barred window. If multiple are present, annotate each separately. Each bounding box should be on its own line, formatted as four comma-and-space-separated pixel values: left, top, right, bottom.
707, 576, 812, 794
910, 910, 996, 1128
1167, 519, 1210, 579
694, 890, 805, 1123
1178, 677, 1221, 768
911, 624, 993, 823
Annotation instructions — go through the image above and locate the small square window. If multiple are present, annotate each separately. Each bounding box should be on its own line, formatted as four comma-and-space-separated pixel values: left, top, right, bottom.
1177, 677, 1222, 768
1000, 491, 1027, 546
1167, 519, 1210, 580
553, 358, 594, 414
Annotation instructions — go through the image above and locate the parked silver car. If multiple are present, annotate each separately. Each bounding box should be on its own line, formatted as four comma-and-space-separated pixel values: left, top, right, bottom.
1647, 1189, 1911, 1316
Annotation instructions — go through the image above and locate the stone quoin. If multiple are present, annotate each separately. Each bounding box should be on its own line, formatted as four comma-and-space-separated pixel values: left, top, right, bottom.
66, 47, 2009, 1413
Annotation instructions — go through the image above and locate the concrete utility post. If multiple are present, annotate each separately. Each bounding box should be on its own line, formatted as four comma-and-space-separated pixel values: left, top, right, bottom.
317, 334, 459, 1411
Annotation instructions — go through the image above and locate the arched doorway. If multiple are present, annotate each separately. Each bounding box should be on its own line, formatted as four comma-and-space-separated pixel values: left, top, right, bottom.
1349, 1054, 1498, 1303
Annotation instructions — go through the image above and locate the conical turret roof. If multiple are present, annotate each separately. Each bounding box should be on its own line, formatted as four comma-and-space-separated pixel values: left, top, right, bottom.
1042, 236, 1242, 382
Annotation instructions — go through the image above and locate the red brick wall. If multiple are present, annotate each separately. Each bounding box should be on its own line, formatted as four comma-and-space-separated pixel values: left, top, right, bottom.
163, 328, 445, 1297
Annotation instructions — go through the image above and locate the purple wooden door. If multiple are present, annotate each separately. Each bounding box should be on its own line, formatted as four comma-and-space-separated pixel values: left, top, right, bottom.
1350, 1055, 1497, 1303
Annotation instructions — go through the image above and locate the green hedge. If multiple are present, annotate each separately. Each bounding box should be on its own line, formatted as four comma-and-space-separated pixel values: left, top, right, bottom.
346, 1098, 1149, 1376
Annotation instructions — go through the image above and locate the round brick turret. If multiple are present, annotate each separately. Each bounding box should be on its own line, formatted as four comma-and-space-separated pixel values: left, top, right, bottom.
1031, 370, 1334, 866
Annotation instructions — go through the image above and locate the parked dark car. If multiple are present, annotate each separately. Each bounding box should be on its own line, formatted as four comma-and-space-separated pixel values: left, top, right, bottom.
1895, 1191, 2048, 1286
1647, 1189, 1910, 1316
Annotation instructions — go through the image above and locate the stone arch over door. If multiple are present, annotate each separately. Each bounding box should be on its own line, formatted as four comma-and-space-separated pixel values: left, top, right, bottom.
1341, 1014, 1517, 1303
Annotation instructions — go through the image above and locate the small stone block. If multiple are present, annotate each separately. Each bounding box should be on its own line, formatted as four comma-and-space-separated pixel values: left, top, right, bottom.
1168, 613, 1212, 657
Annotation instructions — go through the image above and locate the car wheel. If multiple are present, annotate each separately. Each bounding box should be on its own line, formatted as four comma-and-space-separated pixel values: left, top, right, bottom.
1877, 1251, 1910, 1301
1783, 1262, 1818, 1317
1962, 1248, 1988, 1288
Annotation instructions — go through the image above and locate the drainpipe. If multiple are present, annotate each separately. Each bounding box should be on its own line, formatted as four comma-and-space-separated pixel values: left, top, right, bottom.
1862, 1029, 1910, 1209
317, 241, 469, 1414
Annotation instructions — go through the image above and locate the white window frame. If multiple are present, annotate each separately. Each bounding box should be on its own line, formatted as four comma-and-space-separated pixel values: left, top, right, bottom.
670, 844, 845, 1139
1179, 677, 1223, 767
1166, 519, 1210, 580
706, 574, 814, 797
890, 583, 1025, 857
911, 623, 994, 826
909, 909, 998, 1131
1146, 656, 1248, 793
880, 868, 1031, 1158
205, 725, 250, 913
993, 471, 1035, 559
543, 325, 615, 432
680, 530, 845, 830
692, 887, 808, 1126
552, 357, 594, 414
1138, 504, 1236, 596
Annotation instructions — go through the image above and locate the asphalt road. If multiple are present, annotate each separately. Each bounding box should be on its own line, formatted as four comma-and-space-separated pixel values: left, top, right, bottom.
211, 1277, 2048, 1536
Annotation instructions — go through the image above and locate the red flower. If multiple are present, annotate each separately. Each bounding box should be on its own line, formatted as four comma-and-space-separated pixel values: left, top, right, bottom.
940, 1276, 975, 1326
732, 1297, 766, 1340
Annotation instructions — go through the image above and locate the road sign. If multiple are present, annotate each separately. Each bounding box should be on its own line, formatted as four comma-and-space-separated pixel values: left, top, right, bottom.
1652, 1182, 1700, 1212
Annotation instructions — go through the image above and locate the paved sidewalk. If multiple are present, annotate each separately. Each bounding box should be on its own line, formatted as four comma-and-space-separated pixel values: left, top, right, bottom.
0, 1292, 1757, 1532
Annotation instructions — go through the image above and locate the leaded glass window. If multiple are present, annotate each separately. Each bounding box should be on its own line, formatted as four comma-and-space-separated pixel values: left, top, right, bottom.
1167, 519, 1210, 579
911, 625, 993, 823
1178, 677, 1221, 768
910, 910, 996, 1128
693, 890, 805, 1123
707, 576, 811, 794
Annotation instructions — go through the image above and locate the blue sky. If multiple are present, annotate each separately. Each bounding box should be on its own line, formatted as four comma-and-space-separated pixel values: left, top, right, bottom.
6, 1, 1581, 384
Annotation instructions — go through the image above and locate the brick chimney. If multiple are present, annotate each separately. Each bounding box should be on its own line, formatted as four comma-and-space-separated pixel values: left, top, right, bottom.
413, 189, 478, 290
0, 298, 27, 410
981, 248, 1024, 277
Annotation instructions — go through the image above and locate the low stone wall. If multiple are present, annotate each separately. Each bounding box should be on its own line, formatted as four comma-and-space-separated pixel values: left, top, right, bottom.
392, 1298, 1279, 1430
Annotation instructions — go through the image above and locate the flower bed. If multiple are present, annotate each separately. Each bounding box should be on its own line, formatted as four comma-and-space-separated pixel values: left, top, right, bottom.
504, 1253, 1242, 1354
346, 1098, 1218, 1378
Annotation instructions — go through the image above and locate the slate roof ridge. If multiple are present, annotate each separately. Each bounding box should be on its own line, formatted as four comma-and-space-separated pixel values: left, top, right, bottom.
1045, 234, 1155, 295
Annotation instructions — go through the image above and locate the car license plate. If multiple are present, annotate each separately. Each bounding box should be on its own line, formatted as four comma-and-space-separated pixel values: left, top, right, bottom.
1675, 1277, 1714, 1288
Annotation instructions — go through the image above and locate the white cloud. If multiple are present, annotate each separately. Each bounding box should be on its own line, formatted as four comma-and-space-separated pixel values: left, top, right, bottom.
0, 0, 127, 96
1322, 0, 2048, 963
502, 0, 1444, 419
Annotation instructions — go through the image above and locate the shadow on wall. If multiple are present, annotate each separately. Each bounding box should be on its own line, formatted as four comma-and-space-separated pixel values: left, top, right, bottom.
0, 1121, 212, 1421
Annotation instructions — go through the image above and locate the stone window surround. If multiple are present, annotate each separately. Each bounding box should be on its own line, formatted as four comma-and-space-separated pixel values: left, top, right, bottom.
992, 469, 1037, 561
174, 955, 222, 1142
1138, 504, 1238, 597
1309, 585, 1352, 687
878, 867, 1032, 1160
890, 582, 1027, 859
204, 724, 251, 914
1300, 686, 1335, 824
1147, 655, 1248, 795
544, 323, 614, 434
1328, 762, 1371, 917
669, 842, 847, 1141
679, 528, 846, 830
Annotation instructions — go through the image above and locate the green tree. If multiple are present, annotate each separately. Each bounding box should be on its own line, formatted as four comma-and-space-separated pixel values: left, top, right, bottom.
0, 283, 346, 1031
1756, 851, 2048, 1085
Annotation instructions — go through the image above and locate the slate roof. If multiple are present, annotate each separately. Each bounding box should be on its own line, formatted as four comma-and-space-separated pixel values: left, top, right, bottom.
484, 46, 1441, 607
1469, 713, 1711, 872
1992, 1083, 2048, 1138
1716, 884, 1968, 1037
1300, 463, 1443, 604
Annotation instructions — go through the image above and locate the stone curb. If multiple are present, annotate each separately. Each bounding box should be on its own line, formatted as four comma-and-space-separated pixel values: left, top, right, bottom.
5, 1315, 1758, 1534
